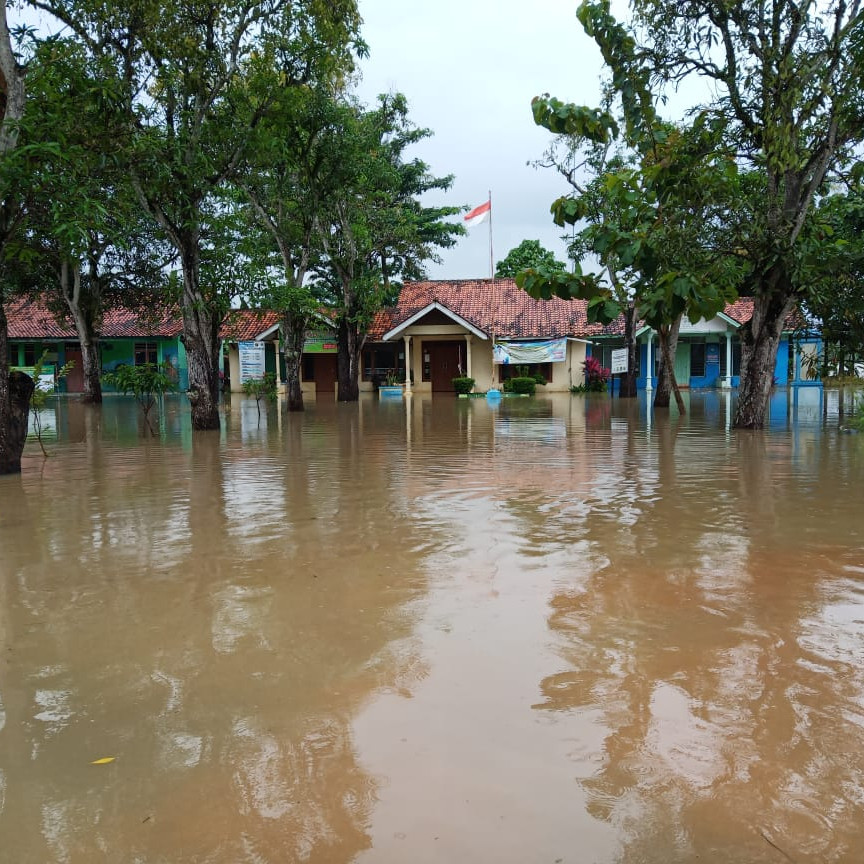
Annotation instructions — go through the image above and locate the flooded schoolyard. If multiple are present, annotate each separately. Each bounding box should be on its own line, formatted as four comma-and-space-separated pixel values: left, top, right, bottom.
1, 388, 863, 863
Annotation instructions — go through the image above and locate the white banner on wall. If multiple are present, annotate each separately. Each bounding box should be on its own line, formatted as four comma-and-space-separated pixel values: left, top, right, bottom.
239, 341, 266, 382
493, 338, 567, 365
610, 348, 628, 374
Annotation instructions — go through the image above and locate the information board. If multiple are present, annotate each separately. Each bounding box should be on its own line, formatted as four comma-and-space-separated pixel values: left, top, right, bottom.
239, 341, 266, 382
611, 348, 628, 374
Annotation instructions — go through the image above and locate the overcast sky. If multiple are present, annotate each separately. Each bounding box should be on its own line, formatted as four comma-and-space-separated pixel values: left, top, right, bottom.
354, 1, 610, 280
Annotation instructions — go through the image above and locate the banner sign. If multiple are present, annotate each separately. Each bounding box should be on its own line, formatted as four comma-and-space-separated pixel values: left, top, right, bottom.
610, 348, 628, 374
706, 343, 720, 366
493, 338, 567, 365
303, 331, 338, 354
239, 341, 266, 382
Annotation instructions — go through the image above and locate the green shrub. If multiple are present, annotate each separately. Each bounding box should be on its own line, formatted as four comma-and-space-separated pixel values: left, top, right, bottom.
103, 362, 177, 433
532, 372, 547, 385
509, 376, 536, 395
243, 372, 278, 420
452, 376, 475, 395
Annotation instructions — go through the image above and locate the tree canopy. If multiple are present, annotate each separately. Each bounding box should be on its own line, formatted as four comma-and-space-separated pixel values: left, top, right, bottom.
495, 239, 567, 278
523, 0, 864, 426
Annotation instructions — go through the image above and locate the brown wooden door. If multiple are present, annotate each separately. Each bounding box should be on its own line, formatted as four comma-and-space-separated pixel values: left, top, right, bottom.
315, 354, 338, 397
429, 341, 462, 392
64, 349, 84, 393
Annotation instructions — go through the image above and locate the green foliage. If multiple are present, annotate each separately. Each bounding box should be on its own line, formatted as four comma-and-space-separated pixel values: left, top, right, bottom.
103, 362, 177, 432
495, 240, 567, 278
803, 187, 864, 374
242, 372, 278, 400
310, 93, 464, 398
452, 377, 475, 395
509, 377, 537, 395
242, 372, 278, 420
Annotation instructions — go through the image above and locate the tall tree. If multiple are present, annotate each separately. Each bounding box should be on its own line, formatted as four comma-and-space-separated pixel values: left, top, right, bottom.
611, 0, 864, 428
234, 86, 338, 412
0, 6, 35, 474
18, 37, 170, 404
521, 4, 740, 411
32, 0, 362, 429
313, 94, 462, 402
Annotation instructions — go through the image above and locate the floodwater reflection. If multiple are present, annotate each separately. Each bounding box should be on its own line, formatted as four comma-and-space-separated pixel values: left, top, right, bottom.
1, 389, 863, 863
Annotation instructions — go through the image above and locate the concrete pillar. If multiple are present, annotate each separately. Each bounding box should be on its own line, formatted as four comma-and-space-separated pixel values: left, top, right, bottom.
645, 334, 653, 392
465, 334, 472, 379
274, 339, 283, 387
404, 334, 412, 393
724, 332, 733, 388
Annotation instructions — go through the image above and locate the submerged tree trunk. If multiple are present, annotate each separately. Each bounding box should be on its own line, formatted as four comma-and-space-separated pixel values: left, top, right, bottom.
0, 6, 29, 473
179, 242, 222, 430
337, 316, 362, 402
0, 306, 35, 474
619, 301, 638, 398
282, 312, 305, 412
60, 259, 103, 403
653, 315, 682, 410
733, 289, 793, 429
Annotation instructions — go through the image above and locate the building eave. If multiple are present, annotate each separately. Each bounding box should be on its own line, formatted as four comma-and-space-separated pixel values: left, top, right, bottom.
382, 301, 489, 341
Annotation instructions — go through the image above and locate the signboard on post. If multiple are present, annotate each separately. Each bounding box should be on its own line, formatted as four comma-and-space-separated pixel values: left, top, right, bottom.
239, 341, 266, 382
610, 348, 628, 375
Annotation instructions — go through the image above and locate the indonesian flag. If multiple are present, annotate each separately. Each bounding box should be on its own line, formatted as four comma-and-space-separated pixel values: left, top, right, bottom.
464, 199, 491, 228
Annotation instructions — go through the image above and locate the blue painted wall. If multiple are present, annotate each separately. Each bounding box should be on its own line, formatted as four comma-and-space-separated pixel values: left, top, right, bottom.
593, 334, 811, 391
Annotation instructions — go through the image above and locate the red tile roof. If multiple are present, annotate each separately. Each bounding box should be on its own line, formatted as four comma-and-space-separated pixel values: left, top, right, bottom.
5, 287, 802, 345
4, 298, 280, 341
722, 298, 802, 331
368, 279, 608, 340
5, 297, 184, 340
220, 309, 280, 341
366, 281, 804, 342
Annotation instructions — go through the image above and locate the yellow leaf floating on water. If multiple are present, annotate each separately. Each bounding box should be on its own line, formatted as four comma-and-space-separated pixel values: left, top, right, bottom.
90, 757, 116, 765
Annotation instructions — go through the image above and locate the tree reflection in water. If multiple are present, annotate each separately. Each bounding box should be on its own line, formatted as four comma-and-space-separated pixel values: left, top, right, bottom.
0, 407, 432, 863
532, 405, 864, 863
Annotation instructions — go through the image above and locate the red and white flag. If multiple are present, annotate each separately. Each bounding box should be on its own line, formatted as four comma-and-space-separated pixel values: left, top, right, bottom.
464, 199, 491, 228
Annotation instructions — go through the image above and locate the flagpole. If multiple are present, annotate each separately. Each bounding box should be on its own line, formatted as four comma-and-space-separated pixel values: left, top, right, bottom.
488, 189, 494, 279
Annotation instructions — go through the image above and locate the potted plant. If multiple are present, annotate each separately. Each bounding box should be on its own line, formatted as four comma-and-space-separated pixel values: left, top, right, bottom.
452, 376, 475, 395
379, 368, 405, 399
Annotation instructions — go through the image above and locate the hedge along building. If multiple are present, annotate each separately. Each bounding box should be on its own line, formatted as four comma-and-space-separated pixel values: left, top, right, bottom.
587, 298, 820, 392
365, 280, 601, 394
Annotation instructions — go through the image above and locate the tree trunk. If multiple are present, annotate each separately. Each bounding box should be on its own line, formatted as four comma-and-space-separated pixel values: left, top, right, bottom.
653, 315, 682, 410
60, 260, 103, 404
0, 5, 30, 474
733, 290, 793, 429
337, 316, 361, 402
179, 242, 221, 430
0, 308, 35, 474
282, 313, 305, 412
619, 301, 638, 398
79, 341, 102, 402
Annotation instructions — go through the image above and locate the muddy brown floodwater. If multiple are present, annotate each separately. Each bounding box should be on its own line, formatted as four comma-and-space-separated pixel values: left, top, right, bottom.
0, 389, 862, 863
